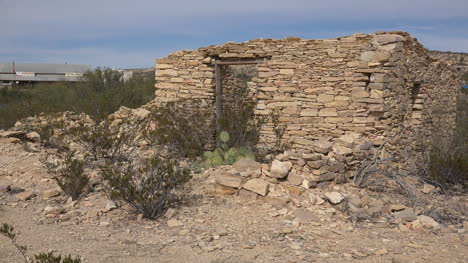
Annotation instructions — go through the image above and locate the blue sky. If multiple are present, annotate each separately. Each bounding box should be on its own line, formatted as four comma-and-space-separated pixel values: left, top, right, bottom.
1, 0, 467, 68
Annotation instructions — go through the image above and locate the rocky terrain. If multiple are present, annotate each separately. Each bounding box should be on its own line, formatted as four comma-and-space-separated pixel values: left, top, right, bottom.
0, 133, 467, 262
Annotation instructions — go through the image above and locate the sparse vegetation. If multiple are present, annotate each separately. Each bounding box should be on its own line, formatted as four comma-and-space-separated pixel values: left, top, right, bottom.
100, 155, 191, 219
0, 68, 155, 130
1, 223, 81, 263
144, 99, 215, 159
203, 131, 255, 168
45, 151, 89, 200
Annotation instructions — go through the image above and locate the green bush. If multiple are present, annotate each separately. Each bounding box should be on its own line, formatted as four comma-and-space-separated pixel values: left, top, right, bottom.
100, 155, 191, 219
45, 151, 89, 200
0, 68, 154, 130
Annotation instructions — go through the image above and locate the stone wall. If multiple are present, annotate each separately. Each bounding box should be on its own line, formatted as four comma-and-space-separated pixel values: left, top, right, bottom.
154, 31, 460, 183
429, 51, 468, 76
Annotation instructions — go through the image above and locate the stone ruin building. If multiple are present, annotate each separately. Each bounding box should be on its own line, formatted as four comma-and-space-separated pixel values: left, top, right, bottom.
153, 31, 461, 184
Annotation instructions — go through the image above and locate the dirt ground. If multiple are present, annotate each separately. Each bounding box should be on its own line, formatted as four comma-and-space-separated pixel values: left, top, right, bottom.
0, 137, 467, 263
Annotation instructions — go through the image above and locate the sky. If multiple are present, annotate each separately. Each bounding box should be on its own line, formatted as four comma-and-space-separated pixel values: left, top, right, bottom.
1, 0, 467, 69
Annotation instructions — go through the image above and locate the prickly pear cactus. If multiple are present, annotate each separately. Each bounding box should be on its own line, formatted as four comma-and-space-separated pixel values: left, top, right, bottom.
219, 131, 230, 143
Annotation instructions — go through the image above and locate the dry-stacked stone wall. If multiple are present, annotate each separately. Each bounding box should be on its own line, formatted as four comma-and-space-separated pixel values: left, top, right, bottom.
154, 31, 460, 183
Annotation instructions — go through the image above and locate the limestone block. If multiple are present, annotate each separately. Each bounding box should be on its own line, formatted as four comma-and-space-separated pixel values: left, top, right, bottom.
287, 172, 304, 186
302, 153, 322, 161
243, 179, 270, 196
156, 69, 178, 77
156, 64, 174, 69
370, 73, 389, 83
370, 89, 384, 99
300, 109, 318, 117
307, 160, 327, 169
279, 69, 295, 75
360, 51, 391, 62
269, 160, 293, 178
294, 138, 314, 146
318, 108, 338, 117
215, 172, 246, 189
371, 34, 405, 46
317, 94, 334, 103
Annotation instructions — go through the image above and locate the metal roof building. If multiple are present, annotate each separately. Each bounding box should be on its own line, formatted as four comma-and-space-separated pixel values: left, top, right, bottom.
0, 62, 93, 83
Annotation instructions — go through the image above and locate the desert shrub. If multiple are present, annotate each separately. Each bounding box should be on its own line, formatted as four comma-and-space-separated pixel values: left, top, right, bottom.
144, 100, 215, 159
100, 155, 191, 219
1, 223, 81, 263
270, 109, 290, 154
45, 151, 89, 200
19, 113, 68, 150
427, 128, 468, 190
0, 68, 154, 130
33, 253, 81, 263
68, 120, 140, 162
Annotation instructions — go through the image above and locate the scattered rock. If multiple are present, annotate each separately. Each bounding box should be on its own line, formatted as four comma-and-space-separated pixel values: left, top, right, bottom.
25, 132, 41, 142
103, 200, 118, 212
294, 209, 319, 223
375, 248, 388, 255
393, 208, 417, 222
209, 184, 237, 196
167, 219, 183, 227
15, 191, 35, 201
0, 184, 11, 193
42, 189, 61, 199
262, 196, 288, 210
324, 192, 345, 204
269, 160, 292, 178
214, 172, 245, 188
421, 184, 436, 194
389, 204, 407, 212
243, 179, 269, 196
238, 189, 258, 201
311, 138, 332, 154
164, 208, 177, 219
137, 214, 144, 221
287, 172, 304, 186
417, 215, 439, 229
44, 206, 65, 216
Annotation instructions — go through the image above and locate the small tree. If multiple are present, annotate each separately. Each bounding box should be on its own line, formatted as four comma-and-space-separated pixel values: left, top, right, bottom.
100, 155, 191, 219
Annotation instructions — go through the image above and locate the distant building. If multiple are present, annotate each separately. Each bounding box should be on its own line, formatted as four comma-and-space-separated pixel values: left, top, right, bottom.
0, 62, 93, 85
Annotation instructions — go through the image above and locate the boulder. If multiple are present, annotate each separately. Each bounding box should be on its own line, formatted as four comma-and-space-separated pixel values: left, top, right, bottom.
26, 132, 41, 142
360, 50, 391, 63
393, 208, 417, 222
44, 206, 65, 216
233, 159, 261, 177
324, 192, 345, 204
42, 189, 61, 199
371, 34, 405, 46
210, 184, 237, 196
243, 179, 269, 196
287, 172, 304, 186
418, 215, 439, 229
311, 138, 332, 154
421, 184, 436, 194
214, 172, 245, 189
269, 160, 292, 178
15, 191, 35, 201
